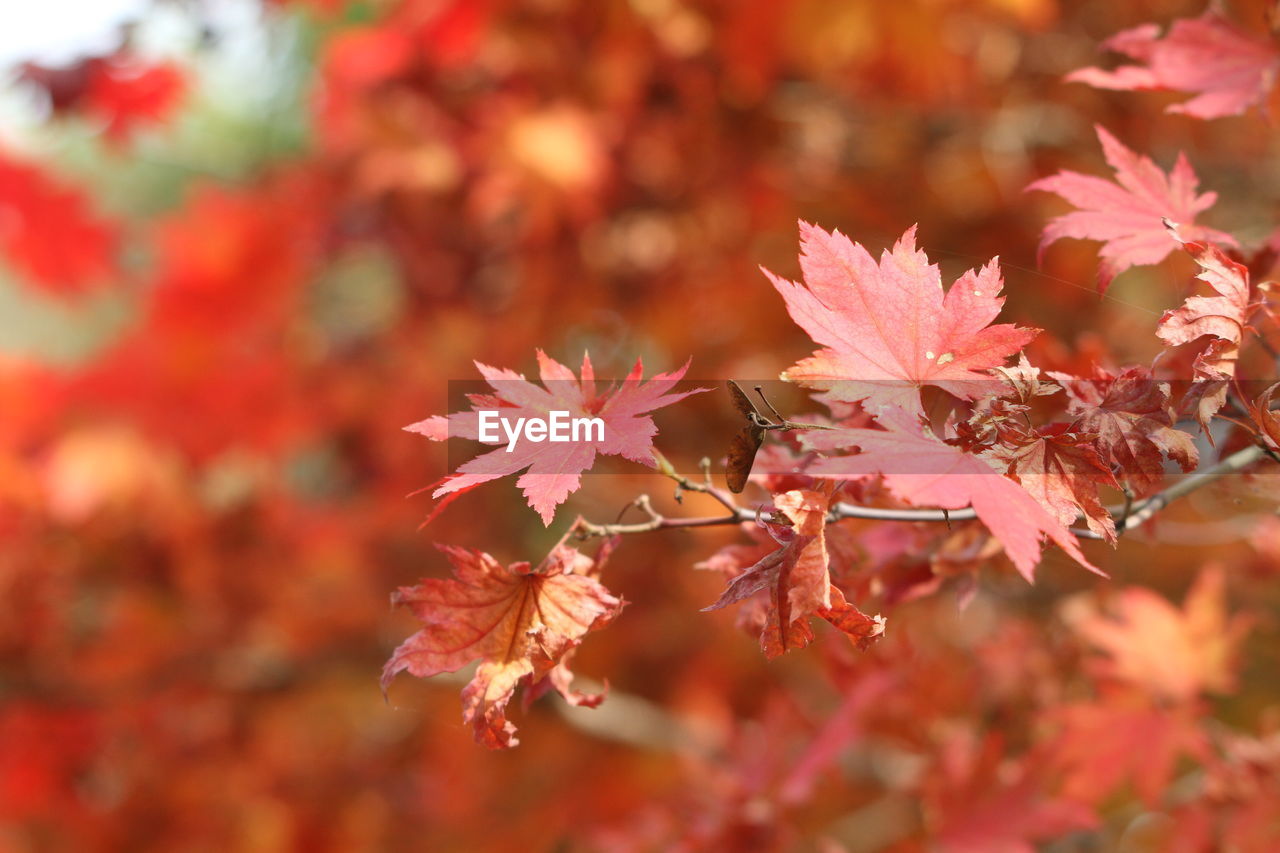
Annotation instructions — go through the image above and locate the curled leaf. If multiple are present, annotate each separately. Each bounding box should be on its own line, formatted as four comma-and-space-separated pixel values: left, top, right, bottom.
705, 489, 884, 658
1158, 231, 1253, 431
724, 380, 766, 493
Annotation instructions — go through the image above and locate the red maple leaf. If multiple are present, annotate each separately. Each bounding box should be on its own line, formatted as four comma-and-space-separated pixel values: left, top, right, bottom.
1052, 365, 1197, 497
1046, 699, 1209, 808
1157, 232, 1254, 430
924, 732, 1098, 853
1067, 12, 1280, 120
704, 489, 885, 658
84, 59, 185, 143
761, 223, 1036, 415
0, 154, 118, 296
382, 539, 624, 749
994, 423, 1121, 544
322, 26, 416, 88
406, 350, 706, 525
804, 407, 1101, 582
1026, 126, 1237, 292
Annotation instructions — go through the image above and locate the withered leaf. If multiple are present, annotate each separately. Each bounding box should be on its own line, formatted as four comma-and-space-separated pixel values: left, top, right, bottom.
725, 380, 765, 493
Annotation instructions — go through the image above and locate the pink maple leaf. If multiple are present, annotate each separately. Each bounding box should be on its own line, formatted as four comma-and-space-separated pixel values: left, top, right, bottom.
762, 223, 1036, 415
406, 350, 705, 525
804, 407, 1101, 582
1067, 12, 1280, 120
1026, 125, 1237, 293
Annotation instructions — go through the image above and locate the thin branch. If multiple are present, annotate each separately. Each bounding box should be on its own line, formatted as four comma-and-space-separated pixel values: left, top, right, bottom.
829, 444, 1268, 539
574, 444, 1271, 541
572, 510, 743, 538
574, 455, 745, 538
753, 385, 786, 424
1106, 443, 1266, 535
657, 452, 742, 514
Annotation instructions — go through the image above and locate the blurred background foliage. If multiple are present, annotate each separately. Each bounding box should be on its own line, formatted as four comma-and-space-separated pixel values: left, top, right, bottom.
2, 0, 1280, 850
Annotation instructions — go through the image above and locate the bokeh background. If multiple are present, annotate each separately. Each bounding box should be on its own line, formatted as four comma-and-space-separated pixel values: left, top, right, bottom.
3, 0, 1280, 850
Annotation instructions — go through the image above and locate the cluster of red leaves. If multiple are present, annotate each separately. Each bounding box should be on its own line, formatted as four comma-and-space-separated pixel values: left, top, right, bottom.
395, 196, 1273, 775
0, 153, 119, 296
71, 176, 330, 459
379, 3, 1280, 847
21, 55, 186, 143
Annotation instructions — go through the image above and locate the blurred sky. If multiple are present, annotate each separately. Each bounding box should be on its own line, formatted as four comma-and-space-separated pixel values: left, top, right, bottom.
0, 0, 150, 67
1, 0, 293, 143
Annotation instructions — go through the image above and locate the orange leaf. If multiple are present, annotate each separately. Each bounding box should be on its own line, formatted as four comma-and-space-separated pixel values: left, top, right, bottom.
383, 540, 624, 748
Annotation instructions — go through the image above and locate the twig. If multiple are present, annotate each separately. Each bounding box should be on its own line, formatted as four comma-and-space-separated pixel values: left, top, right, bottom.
660, 457, 742, 515
1118, 487, 1134, 532
1094, 443, 1266, 537
753, 385, 786, 424
575, 455, 746, 538
574, 444, 1271, 541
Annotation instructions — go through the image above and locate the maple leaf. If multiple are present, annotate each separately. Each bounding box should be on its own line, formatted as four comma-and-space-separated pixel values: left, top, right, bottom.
704, 489, 884, 659
382, 539, 624, 749
84, 59, 186, 144
0, 154, 119, 296
1047, 700, 1209, 807
1157, 232, 1254, 431
1067, 12, 1280, 120
1064, 565, 1250, 703
803, 408, 1101, 582
1026, 126, 1237, 292
994, 423, 1121, 544
406, 351, 705, 525
762, 223, 1036, 415
925, 731, 1098, 853
1052, 365, 1197, 497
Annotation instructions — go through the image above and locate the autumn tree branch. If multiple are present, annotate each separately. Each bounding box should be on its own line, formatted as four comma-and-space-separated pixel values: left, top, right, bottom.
573, 444, 1271, 543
